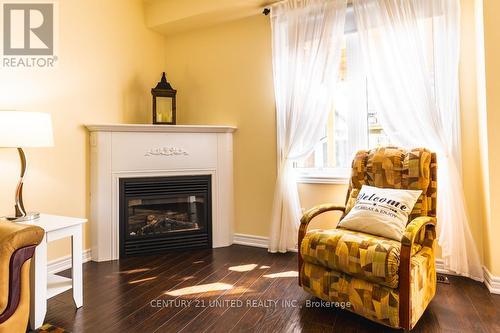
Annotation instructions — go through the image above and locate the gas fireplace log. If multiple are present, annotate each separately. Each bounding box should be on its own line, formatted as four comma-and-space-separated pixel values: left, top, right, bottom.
136, 215, 199, 235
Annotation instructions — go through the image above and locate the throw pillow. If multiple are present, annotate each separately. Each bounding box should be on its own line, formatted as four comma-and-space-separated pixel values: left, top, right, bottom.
337, 185, 422, 241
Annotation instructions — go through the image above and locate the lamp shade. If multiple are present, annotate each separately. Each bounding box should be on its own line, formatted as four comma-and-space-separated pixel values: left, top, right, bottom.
0, 111, 54, 148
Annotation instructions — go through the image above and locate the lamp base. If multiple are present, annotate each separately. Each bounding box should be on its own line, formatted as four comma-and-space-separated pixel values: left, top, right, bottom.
4, 212, 41, 222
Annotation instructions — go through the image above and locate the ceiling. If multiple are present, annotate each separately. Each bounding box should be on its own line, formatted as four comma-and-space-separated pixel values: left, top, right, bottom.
144, 0, 280, 36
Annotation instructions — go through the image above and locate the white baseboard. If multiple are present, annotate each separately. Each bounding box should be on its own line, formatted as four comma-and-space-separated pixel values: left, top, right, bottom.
233, 233, 298, 253
483, 265, 500, 294
233, 233, 269, 249
435, 258, 455, 275
435, 259, 500, 294
47, 249, 92, 275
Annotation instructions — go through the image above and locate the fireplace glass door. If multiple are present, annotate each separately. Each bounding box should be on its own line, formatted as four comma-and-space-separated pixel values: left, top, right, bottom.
127, 195, 205, 237
119, 175, 212, 257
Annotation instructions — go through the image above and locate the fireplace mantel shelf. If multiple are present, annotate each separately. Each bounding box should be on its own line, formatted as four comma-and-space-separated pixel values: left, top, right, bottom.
85, 124, 237, 133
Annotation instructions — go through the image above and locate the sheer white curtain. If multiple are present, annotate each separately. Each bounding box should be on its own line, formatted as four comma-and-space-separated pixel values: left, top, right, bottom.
353, 0, 483, 280
269, 0, 347, 253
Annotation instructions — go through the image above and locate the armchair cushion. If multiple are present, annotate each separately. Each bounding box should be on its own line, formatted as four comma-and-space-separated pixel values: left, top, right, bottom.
301, 228, 421, 288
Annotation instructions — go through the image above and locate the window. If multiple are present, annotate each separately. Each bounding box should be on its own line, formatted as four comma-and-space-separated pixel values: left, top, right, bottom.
296, 17, 391, 183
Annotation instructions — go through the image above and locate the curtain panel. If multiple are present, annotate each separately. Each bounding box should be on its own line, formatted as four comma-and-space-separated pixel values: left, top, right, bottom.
269, 0, 482, 281
269, 0, 347, 253
353, 0, 483, 280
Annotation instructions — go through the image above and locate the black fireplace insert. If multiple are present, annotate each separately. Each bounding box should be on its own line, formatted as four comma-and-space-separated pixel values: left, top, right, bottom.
119, 175, 212, 257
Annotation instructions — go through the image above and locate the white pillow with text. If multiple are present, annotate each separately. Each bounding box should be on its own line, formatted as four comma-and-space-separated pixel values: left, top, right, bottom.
337, 185, 422, 241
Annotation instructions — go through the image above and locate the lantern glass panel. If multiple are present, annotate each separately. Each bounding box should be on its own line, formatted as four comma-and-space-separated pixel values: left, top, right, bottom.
156, 96, 173, 123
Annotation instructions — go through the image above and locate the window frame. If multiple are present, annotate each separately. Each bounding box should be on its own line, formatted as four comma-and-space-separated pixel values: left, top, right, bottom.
295, 7, 356, 185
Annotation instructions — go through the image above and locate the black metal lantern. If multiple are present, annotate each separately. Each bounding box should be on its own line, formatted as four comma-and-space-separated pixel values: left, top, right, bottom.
152, 72, 177, 124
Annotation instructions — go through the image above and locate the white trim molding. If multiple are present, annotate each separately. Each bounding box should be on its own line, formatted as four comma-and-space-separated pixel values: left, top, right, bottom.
295, 169, 350, 185
435, 258, 453, 275
233, 233, 300, 252
47, 249, 92, 275
233, 233, 269, 249
483, 266, 500, 294
296, 174, 349, 185
86, 124, 236, 133
435, 260, 500, 293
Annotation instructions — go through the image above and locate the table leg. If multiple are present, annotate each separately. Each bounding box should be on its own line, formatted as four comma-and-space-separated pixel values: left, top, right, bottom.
30, 235, 47, 330
72, 225, 83, 308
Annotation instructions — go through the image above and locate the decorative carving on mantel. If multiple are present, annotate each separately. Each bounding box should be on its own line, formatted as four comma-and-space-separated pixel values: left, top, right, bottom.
145, 147, 189, 157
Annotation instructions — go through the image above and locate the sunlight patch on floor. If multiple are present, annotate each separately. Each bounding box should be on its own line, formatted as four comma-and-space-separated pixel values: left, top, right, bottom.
165, 282, 233, 296
180, 276, 195, 281
263, 271, 298, 278
228, 264, 258, 272
118, 268, 151, 274
128, 276, 157, 284
259, 265, 271, 269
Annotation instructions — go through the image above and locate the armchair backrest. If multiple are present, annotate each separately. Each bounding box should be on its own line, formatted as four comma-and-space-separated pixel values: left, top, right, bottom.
347, 147, 437, 221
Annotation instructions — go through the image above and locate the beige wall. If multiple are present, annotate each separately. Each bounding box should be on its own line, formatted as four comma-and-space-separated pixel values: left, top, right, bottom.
164, 15, 277, 237
0, 0, 166, 261
298, 183, 348, 230
459, 0, 486, 266
482, 0, 500, 275
163, 0, 487, 268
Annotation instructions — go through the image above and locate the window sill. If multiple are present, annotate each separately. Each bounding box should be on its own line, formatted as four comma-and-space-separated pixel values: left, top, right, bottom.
296, 173, 349, 185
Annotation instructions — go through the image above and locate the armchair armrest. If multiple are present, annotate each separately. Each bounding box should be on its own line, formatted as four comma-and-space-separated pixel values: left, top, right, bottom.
401, 216, 437, 248
300, 203, 346, 225
399, 216, 436, 330
298, 204, 345, 285
299, 204, 346, 241
0, 221, 44, 324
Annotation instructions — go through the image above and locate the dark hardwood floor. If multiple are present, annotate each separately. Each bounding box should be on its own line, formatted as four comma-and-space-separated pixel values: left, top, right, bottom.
45, 245, 500, 333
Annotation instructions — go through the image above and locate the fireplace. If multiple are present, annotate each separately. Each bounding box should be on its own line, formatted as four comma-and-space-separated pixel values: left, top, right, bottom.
119, 175, 212, 257
87, 124, 234, 261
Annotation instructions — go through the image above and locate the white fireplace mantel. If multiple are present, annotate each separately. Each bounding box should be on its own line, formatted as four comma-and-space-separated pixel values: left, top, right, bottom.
86, 124, 236, 262
86, 124, 236, 133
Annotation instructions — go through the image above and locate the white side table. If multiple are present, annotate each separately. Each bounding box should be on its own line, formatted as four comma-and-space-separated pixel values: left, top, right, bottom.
20, 214, 87, 330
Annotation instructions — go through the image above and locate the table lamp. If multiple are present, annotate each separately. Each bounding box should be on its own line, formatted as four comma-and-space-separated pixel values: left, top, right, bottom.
0, 111, 54, 221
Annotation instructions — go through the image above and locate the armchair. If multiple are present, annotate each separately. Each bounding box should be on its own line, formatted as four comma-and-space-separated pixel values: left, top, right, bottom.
0, 221, 44, 333
298, 147, 437, 331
